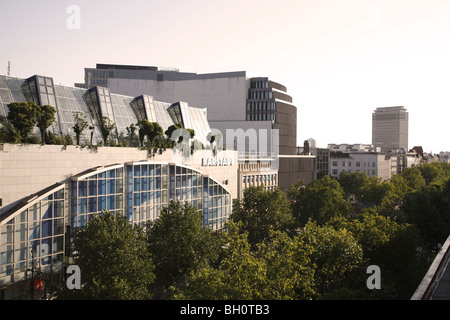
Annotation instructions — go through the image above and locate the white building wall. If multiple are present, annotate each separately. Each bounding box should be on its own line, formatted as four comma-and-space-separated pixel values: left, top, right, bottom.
330, 153, 391, 180
0, 144, 238, 215
108, 76, 249, 122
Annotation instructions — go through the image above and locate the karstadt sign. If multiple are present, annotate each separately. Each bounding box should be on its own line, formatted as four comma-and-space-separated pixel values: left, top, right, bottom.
201, 157, 233, 166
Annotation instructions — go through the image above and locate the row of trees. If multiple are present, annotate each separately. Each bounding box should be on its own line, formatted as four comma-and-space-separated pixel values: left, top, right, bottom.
53, 162, 450, 300
0, 102, 221, 153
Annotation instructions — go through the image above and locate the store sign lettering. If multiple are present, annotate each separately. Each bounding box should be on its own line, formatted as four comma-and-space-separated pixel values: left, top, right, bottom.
202, 158, 233, 166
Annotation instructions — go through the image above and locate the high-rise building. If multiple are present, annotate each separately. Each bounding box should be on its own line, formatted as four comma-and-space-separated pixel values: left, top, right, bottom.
372, 106, 409, 154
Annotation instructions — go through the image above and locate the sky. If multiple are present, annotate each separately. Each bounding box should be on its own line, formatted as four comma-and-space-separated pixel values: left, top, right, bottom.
1, 0, 450, 152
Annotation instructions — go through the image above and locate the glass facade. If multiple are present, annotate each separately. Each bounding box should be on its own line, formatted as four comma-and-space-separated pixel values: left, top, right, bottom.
1, 159, 231, 299
0, 184, 66, 299
0, 74, 212, 146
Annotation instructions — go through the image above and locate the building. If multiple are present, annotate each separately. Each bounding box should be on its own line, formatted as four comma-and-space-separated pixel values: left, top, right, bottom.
0, 72, 241, 299
372, 106, 409, 154
328, 144, 391, 180
75, 64, 314, 191
77, 63, 297, 156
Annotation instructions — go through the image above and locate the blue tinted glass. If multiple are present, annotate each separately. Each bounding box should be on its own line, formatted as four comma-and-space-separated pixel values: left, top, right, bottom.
71, 181, 77, 197
156, 165, 161, 175
141, 192, 147, 204
127, 208, 132, 221
88, 180, 97, 196
42, 220, 52, 237
127, 165, 133, 177
107, 179, 115, 194
156, 177, 161, 189
78, 198, 87, 214
141, 177, 147, 191
149, 165, 154, 176
98, 180, 106, 195
71, 198, 77, 214
134, 193, 140, 206
88, 197, 97, 212
42, 202, 53, 219
134, 178, 140, 192
149, 177, 154, 190
107, 169, 115, 178
98, 196, 106, 211
78, 181, 87, 197
29, 223, 40, 240
142, 165, 147, 176
134, 166, 140, 177
107, 195, 115, 210
98, 172, 106, 179
127, 193, 132, 207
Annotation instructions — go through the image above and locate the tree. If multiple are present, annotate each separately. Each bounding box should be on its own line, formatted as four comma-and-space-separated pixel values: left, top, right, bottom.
401, 181, 450, 250
297, 221, 363, 296
56, 211, 155, 300
126, 123, 137, 146
7, 102, 40, 142
176, 220, 268, 300
136, 119, 153, 147
35, 105, 56, 144
339, 171, 369, 199
100, 116, 116, 145
288, 175, 353, 226
148, 122, 164, 146
146, 201, 219, 295
0, 121, 21, 143
72, 112, 89, 146
230, 186, 296, 247
165, 123, 184, 142
399, 166, 426, 192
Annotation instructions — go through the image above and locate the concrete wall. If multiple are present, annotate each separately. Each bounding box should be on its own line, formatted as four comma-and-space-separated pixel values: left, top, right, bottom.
277, 155, 317, 192
0, 144, 238, 215
108, 76, 249, 122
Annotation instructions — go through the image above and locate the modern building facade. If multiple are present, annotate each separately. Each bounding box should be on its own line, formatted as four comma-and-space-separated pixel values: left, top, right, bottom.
0, 71, 241, 299
1, 74, 212, 147
76, 63, 298, 156
76, 64, 311, 192
0, 144, 236, 300
372, 106, 409, 154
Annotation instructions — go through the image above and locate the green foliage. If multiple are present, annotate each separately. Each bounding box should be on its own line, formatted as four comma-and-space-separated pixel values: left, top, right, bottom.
35, 105, 56, 143
100, 116, 116, 146
72, 112, 89, 146
288, 175, 353, 226
298, 221, 363, 296
7, 102, 40, 142
146, 201, 219, 295
401, 179, 450, 250
0, 121, 21, 143
58, 212, 155, 299
231, 186, 296, 247
339, 171, 369, 198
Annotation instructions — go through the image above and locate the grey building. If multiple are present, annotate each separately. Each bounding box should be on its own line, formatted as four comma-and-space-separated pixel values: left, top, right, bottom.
76, 64, 297, 156
76, 64, 313, 191
372, 106, 409, 154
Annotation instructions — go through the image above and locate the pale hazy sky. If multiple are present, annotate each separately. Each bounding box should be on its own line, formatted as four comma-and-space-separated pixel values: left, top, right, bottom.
1, 0, 450, 152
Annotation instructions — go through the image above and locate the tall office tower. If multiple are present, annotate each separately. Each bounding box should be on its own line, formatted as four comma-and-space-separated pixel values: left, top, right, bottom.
372, 106, 409, 154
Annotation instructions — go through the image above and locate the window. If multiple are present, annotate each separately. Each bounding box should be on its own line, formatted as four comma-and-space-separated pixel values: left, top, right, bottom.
356, 162, 360, 167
